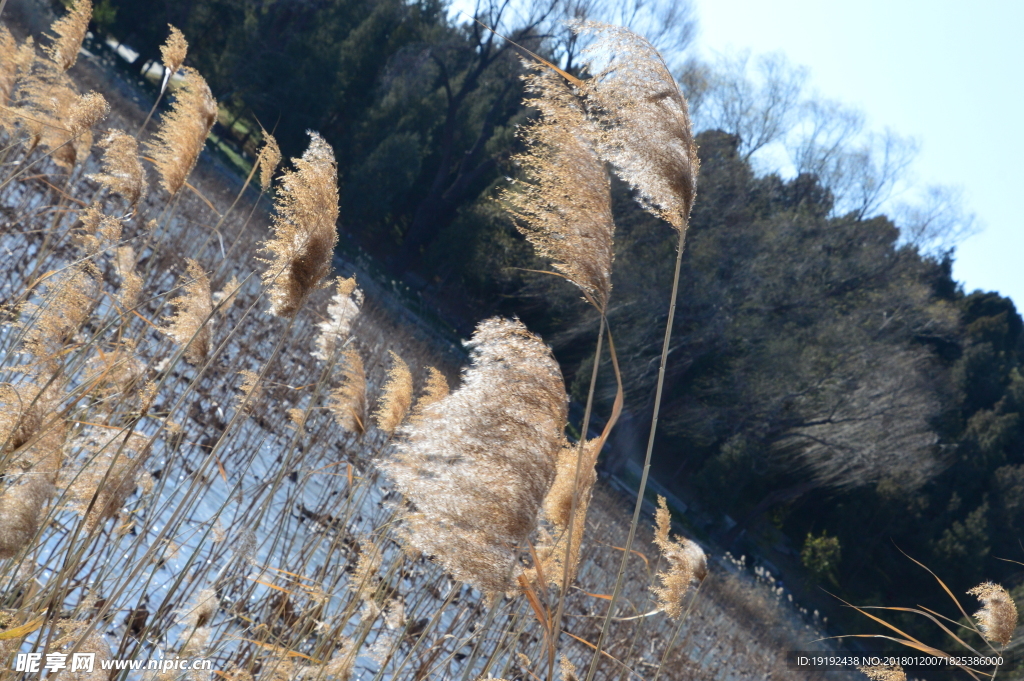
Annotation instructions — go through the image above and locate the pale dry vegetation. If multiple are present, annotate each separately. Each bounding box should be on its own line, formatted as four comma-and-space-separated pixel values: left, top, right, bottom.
0, 4, 967, 681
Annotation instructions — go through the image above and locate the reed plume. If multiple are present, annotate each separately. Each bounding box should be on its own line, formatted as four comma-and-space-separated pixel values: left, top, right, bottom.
53, 629, 111, 681
88, 129, 148, 211
0, 26, 18, 105
45, 0, 91, 73
408, 366, 448, 423
147, 67, 217, 196
235, 369, 263, 414
381, 317, 568, 593
16, 66, 108, 167
160, 25, 188, 77
502, 68, 615, 310
0, 380, 66, 478
313, 276, 362, 361
258, 130, 282, 191
968, 582, 1018, 646
651, 495, 706, 618
373, 350, 412, 435
114, 245, 143, 309
574, 21, 699, 231
258, 131, 339, 317
213, 275, 242, 313
65, 430, 150, 531
525, 438, 599, 587
856, 664, 905, 681
0, 476, 55, 559
19, 265, 97, 368
163, 259, 214, 365
327, 347, 366, 434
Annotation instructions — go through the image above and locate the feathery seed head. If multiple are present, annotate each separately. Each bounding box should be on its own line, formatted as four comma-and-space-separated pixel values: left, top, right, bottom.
651, 495, 706, 618
212, 275, 242, 313
67, 91, 109, 135
235, 369, 263, 415
258, 131, 340, 317
313, 277, 362, 361
0, 476, 55, 559
328, 347, 367, 434
45, 0, 92, 72
968, 582, 1018, 646
258, 131, 282, 191
381, 317, 568, 593
160, 25, 188, 75
88, 130, 147, 210
163, 259, 214, 364
374, 351, 413, 434
574, 21, 699, 231
65, 429, 151, 531
504, 68, 615, 310
180, 588, 218, 629
408, 366, 448, 423
19, 265, 96, 368
147, 67, 217, 195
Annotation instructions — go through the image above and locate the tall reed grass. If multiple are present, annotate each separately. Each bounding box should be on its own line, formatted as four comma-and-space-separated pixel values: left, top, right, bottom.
0, 3, 867, 680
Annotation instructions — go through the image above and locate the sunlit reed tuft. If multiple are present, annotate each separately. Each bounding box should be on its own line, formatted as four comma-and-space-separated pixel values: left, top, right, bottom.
382, 317, 568, 593
163, 259, 214, 365
258, 131, 340, 317
147, 67, 217, 196
574, 21, 699, 231
45, 0, 92, 73
258, 131, 282, 191
328, 347, 367, 434
856, 664, 906, 681
88, 129, 148, 211
968, 582, 1018, 646
0, 476, 55, 559
373, 350, 413, 435
313, 276, 362, 362
160, 25, 189, 77
651, 495, 706, 618
503, 68, 614, 310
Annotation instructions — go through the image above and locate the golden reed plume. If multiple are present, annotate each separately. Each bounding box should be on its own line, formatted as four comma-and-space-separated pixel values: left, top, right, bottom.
147, 67, 217, 196
382, 317, 567, 593
258, 132, 340, 317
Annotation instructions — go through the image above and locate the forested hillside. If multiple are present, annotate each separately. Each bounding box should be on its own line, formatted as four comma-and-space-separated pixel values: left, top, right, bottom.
94, 0, 1023, 637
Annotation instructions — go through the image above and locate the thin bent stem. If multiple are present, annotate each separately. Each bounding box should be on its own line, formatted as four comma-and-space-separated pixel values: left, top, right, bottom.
585, 226, 687, 681
549, 313, 605, 681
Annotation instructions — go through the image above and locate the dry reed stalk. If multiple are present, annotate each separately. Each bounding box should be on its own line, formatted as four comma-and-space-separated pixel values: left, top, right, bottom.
502, 68, 614, 310
381, 317, 567, 593
327, 346, 367, 434
313, 276, 362, 362
651, 496, 706, 619
87, 129, 148, 211
374, 350, 413, 435
44, 0, 91, 73
258, 132, 339, 317
147, 67, 217, 196
573, 20, 699, 231
163, 258, 214, 364
968, 582, 1018, 646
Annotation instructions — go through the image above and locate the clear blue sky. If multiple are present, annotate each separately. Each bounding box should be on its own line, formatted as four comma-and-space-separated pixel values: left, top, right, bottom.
449, 0, 1023, 307
692, 0, 1023, 307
